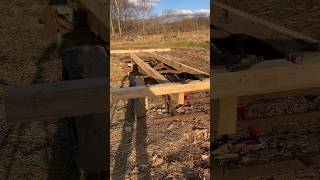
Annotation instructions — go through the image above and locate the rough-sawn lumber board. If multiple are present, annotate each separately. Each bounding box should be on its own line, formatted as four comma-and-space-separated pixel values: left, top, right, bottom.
4, 78, 210, 122
211, 1, 319, 51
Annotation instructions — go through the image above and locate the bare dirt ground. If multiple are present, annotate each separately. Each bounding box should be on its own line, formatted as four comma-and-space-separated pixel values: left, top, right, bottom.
214, 0, 320, 179
110, 48, 210, 179
0, 0, 79, 179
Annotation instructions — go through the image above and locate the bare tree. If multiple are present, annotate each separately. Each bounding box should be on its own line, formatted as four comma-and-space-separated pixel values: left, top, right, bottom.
110, 12, 115, 35
162, 8, 175, 17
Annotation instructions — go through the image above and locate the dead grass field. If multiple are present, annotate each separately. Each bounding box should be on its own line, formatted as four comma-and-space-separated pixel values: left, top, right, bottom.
111, 30, 210, 50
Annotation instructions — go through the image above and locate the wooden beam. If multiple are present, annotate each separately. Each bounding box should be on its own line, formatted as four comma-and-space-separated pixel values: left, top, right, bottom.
211, 1, 319, 50
153, 63, 165, 71
213, 97, 238, 135
4, 78, 106, 123
130, 53, 182, 113
177, 92, 185, 105
130, 53, 170, 83
4, 78, 209, 122
111, 79, 210, 101
111, 48, 171, 54
152, 53, 210, 77
213, 61, 320, 99
78, 0, 109, 41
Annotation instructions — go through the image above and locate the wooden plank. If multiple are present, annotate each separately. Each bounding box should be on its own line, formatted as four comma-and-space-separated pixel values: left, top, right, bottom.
130, 53, 170, 83
211, 1, 319, 51
130, 53, 180, 113
152, 53, 210, 77
78, 0, 109, 41
4, 78, 209, 122
111, 78, 210, 101
213, 61, 320, 99
213, 97, 238, 135
213, 159, 307, 179
158, 69, 181, 74
4, 78, 106, 123
153, 63, 165, 71
111, 48, 171, 54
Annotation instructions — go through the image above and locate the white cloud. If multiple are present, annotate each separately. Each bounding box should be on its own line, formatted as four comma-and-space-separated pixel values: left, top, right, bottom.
176, 9, 193, 15
175, 8, 210, 16
194, 9, 210, 15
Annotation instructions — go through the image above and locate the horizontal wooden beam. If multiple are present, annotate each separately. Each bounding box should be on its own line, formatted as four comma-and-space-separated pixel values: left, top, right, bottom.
111, 79, 210, 101
4, 78, 209, 122
4, 78, 107, 123
78, 0, 109, 41
152, 53, 210, 77
211, 1, 319, 50
130, 53, 170, 83
213, 60, 320, 99
111, 48, 171, 54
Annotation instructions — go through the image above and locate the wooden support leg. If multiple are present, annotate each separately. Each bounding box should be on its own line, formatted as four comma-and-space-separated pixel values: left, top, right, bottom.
166, 93, 184, 114
133, 76, 147, 118
213, 97, 238, 136
177, 92, 185, 105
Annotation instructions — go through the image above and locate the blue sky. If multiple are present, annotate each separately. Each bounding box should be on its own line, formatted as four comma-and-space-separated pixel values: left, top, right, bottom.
152, 0, 210, 15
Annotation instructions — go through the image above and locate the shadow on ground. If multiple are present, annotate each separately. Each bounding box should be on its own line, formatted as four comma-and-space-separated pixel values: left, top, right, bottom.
112, 67, 151, 179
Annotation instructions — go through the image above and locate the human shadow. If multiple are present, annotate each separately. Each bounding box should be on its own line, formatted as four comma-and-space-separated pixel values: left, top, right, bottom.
112, 66, 151, 179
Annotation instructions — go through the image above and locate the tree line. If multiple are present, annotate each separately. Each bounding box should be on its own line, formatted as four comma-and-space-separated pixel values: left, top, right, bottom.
111, 0, 210, 39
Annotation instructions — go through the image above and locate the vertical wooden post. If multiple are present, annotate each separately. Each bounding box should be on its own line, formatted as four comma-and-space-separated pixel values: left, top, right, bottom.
166, 93, 185, 114
133, 76, 147, 118
213, 97, 238, 135
177, 93, 185, 105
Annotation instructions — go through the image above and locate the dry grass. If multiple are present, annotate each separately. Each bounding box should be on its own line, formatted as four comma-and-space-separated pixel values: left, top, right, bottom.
111, 30, 210, 50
